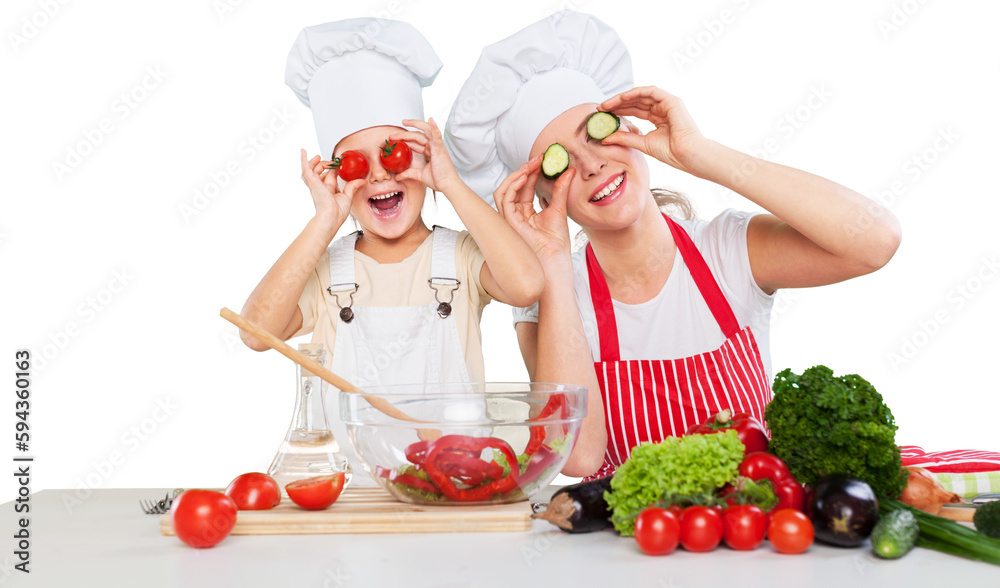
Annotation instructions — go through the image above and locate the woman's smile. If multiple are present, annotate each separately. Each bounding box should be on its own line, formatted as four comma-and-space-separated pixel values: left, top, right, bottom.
590, 172, 626, 205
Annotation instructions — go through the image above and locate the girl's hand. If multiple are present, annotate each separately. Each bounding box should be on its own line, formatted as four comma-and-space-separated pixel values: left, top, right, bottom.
300, 149, 362, 228
389, 118, 461, 194
599, 86, 707, 174
494, 156, 575, 261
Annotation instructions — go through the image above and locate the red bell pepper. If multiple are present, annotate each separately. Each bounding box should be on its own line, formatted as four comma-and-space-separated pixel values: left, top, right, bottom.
377, 466, 444, 496
518, 445, 561, 486
525, 394, 566, 456
423, 435, 520, 502
436, 452, 503, 486
685, 409, 769, 455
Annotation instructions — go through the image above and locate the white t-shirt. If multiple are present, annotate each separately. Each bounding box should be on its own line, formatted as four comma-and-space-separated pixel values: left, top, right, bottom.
514, 209, 776, 383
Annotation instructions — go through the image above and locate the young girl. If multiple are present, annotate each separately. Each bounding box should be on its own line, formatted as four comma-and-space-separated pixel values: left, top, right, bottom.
241, 19, 543, 482
445, 11, 902, 479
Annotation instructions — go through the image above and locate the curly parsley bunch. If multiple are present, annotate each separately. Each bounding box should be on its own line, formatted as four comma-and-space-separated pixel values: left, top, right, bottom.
766, 365, 908, 499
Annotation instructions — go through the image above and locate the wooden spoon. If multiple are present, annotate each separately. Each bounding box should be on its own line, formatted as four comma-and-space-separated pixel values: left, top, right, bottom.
220, 307, 439, 438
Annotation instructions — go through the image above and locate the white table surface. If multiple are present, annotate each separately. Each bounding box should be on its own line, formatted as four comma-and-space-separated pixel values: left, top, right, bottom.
3, 487, 997, 587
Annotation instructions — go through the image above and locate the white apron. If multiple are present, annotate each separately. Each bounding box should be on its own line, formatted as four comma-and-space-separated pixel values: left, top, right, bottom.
324, 227, 471, 484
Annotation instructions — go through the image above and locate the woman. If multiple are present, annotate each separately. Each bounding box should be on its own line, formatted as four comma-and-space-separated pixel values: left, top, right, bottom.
445, 11, 901, 479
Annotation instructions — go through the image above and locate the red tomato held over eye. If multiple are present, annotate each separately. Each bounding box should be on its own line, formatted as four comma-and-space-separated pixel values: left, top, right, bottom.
170, 490, 238, 549
679, 506, 724, 552
767, 508, 814, 554
225, 472, 281, 510
774, 479, 806, 512
379, 139, 412, 174
722, 504, 768, 551
739, 452, 792, 487
285, 472, 346, 510
331, 150, 369, 181
634, 507, 681, 556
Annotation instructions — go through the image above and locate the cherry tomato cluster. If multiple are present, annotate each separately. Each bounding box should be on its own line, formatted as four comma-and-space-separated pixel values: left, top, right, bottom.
634, 503, 813, 556
328, 138, 413, 181
170, 471, 346, 549
634, 445, 814, 557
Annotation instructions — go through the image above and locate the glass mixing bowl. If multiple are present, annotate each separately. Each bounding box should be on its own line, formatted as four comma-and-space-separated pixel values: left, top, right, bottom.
340, 382, 586, 505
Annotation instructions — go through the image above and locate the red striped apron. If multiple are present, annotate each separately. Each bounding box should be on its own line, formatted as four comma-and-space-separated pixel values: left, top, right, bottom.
586, 215, 772, 480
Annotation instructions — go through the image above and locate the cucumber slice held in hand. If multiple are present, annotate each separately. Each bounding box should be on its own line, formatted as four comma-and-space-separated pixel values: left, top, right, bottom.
587, 111, 620, 140
541, 143, 570, 179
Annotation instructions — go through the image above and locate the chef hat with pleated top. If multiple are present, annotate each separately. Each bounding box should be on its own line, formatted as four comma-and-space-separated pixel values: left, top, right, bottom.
286, 19, 443, 159
444, 10, 633, 205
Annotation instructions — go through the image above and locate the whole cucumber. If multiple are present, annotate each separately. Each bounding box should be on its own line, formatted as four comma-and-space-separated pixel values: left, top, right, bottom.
871, 509, 919, 559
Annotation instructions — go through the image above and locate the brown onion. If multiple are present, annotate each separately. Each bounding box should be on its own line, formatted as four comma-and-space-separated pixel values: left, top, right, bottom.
899, 466, 962, 515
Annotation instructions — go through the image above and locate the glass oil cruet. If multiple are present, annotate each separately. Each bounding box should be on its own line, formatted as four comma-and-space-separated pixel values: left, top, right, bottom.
268, 343, 352, 491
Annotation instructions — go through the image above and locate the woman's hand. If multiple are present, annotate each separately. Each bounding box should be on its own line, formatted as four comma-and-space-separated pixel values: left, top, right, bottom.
599, 86, 707, 174
494, 156, 576, 262
300, 149, 362, 228
389, 118, 462, 194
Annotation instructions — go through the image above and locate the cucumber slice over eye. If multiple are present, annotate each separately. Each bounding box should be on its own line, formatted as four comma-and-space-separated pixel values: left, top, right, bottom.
541, 143, 569, 179
587, 112, 620, 140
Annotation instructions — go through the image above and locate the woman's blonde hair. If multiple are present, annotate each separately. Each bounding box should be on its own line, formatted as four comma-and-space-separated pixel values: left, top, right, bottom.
572, 187, 695, 251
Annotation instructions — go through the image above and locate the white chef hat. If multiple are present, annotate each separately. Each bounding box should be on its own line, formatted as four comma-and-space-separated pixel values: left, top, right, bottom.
444, 11, 633, 204
286, 19, 443, 158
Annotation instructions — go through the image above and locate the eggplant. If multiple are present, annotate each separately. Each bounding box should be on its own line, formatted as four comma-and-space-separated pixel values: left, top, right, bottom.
531, 477, 614, 533
808, 474, 880, 547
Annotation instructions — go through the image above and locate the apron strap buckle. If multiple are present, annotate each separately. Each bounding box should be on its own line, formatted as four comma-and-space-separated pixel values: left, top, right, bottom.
428, 278, 460, 318
326, 283, 360, 323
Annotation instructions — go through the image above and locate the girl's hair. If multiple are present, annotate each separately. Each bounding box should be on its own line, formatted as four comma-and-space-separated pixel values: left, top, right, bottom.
572, 187, 695, 251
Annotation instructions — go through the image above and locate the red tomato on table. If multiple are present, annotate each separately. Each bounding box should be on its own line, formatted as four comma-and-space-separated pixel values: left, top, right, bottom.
170, 490, 238, 549
285, 472, 346, 510
225, 472, 281, 510
634, 507, 681, 555
767, 508, 814, 554
722, 504, 768, 550
679, 506, 724, 552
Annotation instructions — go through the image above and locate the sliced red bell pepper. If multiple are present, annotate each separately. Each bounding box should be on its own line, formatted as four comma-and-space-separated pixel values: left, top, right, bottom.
519, 445, 561, 487
525, 394, 566, 456
423, 435, 520, 502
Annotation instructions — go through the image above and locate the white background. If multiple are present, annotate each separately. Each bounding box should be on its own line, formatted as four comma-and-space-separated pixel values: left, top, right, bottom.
2, 0, 998, 502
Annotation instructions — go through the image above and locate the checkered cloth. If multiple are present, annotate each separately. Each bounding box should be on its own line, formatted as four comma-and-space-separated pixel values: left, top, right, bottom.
900, 445, 1000, 499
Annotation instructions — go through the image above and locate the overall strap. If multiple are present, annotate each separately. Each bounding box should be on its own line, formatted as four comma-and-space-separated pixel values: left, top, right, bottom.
428, 226, 460, 318
586, 243, 620, 362
585, 215, 742, 360
663, 215, 740, 338
327, 231, 361, 292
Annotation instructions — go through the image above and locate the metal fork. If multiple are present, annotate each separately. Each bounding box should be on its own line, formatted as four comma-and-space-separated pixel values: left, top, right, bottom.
140, 489, 184, 515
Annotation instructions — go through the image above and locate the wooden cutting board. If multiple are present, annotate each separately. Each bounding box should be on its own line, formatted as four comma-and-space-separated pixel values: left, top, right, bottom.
159, 487, 533, 535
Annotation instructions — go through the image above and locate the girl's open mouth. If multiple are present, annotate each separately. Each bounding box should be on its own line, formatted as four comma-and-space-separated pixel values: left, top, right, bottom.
369, 191, 404, 218
590, 172, 626, 205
